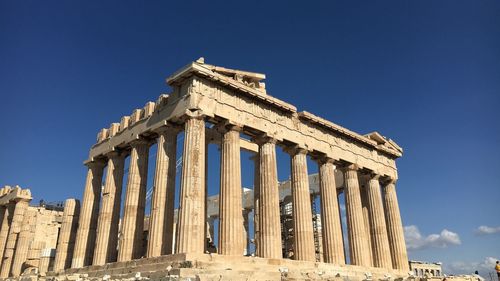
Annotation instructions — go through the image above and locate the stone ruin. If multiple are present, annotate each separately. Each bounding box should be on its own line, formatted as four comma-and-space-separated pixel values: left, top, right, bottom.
0, 59, 458, 281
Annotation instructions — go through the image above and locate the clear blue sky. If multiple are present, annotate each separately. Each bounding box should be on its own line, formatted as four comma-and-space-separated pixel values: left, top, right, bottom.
1, 0, 499, 275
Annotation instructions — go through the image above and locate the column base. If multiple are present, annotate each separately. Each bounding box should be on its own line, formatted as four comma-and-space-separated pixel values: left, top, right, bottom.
43, 253, 409, 281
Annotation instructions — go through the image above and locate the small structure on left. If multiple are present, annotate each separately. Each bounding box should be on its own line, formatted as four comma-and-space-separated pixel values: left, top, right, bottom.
0, 185, 71, 278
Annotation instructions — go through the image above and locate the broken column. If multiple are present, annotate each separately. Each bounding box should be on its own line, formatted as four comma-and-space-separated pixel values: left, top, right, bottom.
11, 209, 36, 277
54, 199, 80, 272
0, 198, 30, 277
0, 205, 12, 263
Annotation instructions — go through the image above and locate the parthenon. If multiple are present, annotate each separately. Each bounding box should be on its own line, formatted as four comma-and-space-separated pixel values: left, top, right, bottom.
0, 59, 412, 280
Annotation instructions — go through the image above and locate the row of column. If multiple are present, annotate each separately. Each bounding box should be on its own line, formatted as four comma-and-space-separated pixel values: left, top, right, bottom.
69, 114, 408, 272
0, 199, 31, 278
71, 126, 179, 269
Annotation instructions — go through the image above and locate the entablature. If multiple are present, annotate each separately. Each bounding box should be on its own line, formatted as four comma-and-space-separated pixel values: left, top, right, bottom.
87, 59, 402, 179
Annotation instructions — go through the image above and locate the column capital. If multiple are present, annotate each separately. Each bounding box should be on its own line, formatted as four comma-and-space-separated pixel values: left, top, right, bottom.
342, 163, 360, 171
361, 171, 380, 181
283, 145, 308, 156
215, 120, 243, 134
314, 155, 337, 166
85, 159, 106, 170
104, 150, 125, 160
129, 138, 150, 148
252, 134, 277, 145
154, 123, 183, 135
381, 176, 397, 186
13, 198, 31, 204
182, 109, 205, 120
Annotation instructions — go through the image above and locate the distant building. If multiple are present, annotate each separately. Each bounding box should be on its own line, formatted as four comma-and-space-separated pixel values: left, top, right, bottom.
410, 260, 443, 277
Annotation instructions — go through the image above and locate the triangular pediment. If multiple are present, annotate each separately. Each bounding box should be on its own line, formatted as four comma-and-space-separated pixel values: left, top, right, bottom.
196, 57, 267, 93
365, 131, 403, 154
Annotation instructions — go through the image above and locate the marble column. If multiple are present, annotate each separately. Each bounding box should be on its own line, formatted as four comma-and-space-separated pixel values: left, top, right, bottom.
289, 148, 315, 261
0, 205, 12, 264
343, 164, 370, 267
147, 127, 178, 257
383, 179, 409, 271
218, 125, 244, 256
360, 177, 374, 267
118, 140, 149, 262
0, 207, 5, 238
54, 199, 80, 272
176, 116, 206, 254
256, 137, 282, 259
11, 209, 36, 277
0, 199, 29, 277
38, 250, 51, 275
366, 174, 392, 269
93, 152, 125, 265
318, 158, 345, 264
72, 160, 105, 268
252, 154, 260, 257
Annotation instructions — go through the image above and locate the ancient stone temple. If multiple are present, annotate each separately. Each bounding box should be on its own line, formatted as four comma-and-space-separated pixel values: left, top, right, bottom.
2, 59, 413, 280
0, 186, 65, 278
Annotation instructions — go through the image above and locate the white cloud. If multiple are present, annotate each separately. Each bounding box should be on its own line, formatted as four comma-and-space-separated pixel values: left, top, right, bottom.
444, 257, 499, 277
475, 225, 500, 235
404, 225, 461, 250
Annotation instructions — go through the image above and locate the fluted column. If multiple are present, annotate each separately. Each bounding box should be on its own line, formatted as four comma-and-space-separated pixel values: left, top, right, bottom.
11, 209, 36, 277
218, 125, 244, 256
147, 127, 178, 257
383, 179, 409, 271
289, 148, 315, 261
366, 174, 392, 269
54, 199, 80, 272
318, 158, 345, 264
72, 160, 105, 268
256, 137, 281, 259
176, 116, 206, 254
93, 152, 125, 265
118, 140, 149, 261
360, 176, 373, 267
252, 154, 260, 257
343, 164, 370, 266
0, 207, 5, 237
38, 250, 50, 275
0, 205, 11, 263
0, 199, 29, 277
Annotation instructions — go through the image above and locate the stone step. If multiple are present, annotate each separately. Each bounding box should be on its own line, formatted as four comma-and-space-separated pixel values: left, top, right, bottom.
171, 268, 282, 281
